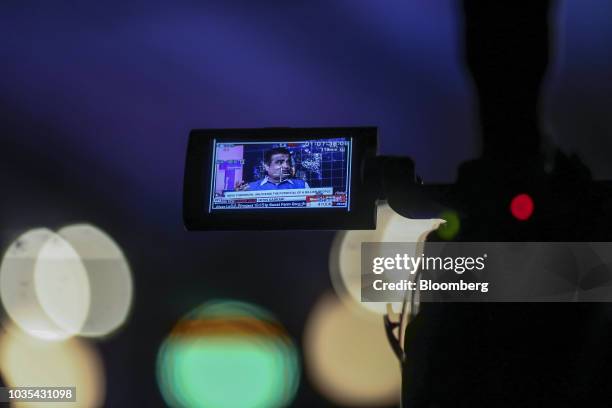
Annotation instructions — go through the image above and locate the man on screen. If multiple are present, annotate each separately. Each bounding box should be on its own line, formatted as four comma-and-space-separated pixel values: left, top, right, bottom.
234, 147, 310, 191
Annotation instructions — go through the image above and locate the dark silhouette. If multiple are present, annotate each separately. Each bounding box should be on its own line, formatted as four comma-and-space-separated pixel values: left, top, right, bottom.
400, 2, 612, 407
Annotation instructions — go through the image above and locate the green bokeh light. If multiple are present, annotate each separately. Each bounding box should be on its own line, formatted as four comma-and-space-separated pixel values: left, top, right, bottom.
436, 210, 461, 240
157, 300, 300, 408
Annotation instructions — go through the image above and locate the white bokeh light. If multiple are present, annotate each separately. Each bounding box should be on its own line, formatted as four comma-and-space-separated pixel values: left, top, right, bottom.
1, 224, 132, 341
330, 203, 444, 315
0, 323, 105, 408
0, 229, 88, 341
58, 224, 133, 338
304, 292, 401, 406
34, 232, 91, 338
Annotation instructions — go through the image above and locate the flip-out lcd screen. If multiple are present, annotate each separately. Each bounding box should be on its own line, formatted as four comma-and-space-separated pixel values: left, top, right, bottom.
183, 127, 377, 230
210, 138, 352, 211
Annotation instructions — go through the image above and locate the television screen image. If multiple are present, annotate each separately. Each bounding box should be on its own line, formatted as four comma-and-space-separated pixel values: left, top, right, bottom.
209, 138, 352, 211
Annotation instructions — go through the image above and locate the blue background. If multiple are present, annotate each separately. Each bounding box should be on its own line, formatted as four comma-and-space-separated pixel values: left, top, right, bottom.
2, 1, 612, 406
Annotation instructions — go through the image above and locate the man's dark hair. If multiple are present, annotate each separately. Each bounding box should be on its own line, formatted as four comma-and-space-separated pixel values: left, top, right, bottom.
264, 147, 291, 165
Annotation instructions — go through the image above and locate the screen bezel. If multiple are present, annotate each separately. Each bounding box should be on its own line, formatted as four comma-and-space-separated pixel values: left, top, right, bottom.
183, 127, 378, 230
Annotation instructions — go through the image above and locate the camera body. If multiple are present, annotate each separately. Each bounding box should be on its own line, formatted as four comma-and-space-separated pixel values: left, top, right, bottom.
183, 127, 379, 230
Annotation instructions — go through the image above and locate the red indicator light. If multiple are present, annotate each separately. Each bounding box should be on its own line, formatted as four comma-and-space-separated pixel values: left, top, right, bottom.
510, 193, 534, 221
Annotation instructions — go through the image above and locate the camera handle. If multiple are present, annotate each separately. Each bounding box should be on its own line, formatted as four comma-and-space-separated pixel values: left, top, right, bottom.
364, 155, 451, 363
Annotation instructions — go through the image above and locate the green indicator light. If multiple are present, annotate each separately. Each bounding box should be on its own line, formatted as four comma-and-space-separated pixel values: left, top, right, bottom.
437, 210, 460, 240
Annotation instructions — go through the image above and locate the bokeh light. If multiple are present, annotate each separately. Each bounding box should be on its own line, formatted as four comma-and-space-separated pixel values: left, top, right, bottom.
157, 300, 300, 408
304, 292, 401, 406
436, 210, 461, 240
34, 232, 91, 338
1, 224, 131, 341
0, 322, 106, 408
0, 229, 89, 341
330, 203, 444, 315
58, 224, 133, 338
510, 193, 534, 221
